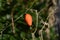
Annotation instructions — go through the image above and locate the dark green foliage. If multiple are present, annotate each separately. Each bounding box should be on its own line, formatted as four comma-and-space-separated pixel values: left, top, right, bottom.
0, 0, 58, 40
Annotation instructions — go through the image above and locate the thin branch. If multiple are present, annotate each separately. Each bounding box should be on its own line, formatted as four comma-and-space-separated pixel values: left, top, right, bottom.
31, 10, 38, 40
11, 11, 15, 34
34, 10, 38, 33
38, 8, 50, 40
11, 4, 18, 34
31, 33, 35, 40
41, 30, 43, 40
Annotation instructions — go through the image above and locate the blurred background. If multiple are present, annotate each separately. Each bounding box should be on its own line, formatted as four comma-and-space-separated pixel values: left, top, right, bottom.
0, 0, 59, 40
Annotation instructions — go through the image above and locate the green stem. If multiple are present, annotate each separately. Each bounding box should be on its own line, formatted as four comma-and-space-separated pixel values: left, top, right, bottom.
34, 10, 38, 33
31, 10, 38, 40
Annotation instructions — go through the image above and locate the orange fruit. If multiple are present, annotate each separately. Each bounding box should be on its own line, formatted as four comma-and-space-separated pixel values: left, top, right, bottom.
25, 14, 32, 26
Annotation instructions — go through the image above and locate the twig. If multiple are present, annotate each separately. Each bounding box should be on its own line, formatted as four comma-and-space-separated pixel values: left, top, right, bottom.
31, 33, 35, 40
11, 4, 18, 34
41, 30, 43, 40
31, 10, 38, 40
11, 12, 15, 34
39, 23, 46, 40
38, 8, 50, 40
34, 10, 38, 33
